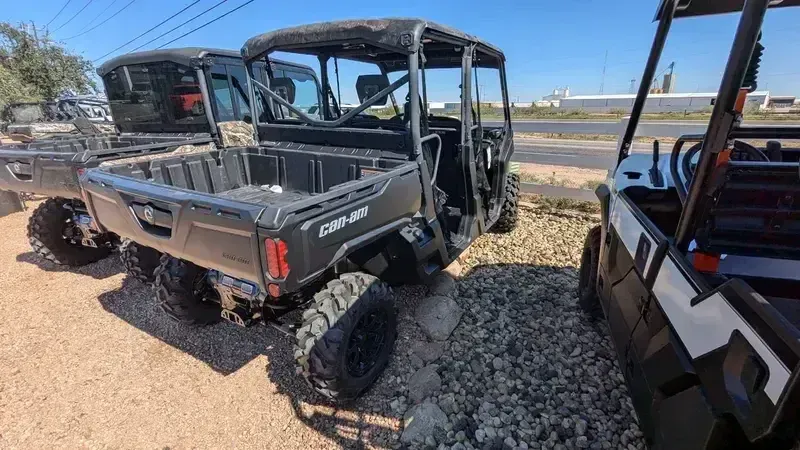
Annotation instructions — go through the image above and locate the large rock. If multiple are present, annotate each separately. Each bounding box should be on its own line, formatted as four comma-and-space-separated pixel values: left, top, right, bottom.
411, 340, 445, 364
401, 403, 448, 444
429, 272, 457, 296
217, 120, 256, 147
0, 190, 24, 218
407, 364, 441, 403
415, 295, 463, 341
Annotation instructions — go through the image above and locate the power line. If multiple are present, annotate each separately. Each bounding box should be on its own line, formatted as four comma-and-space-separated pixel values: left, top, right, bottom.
120, 0, 228, 56
61, 0, 136, 40
75, 0, 121, 33
52, 0, 94, 32
92, 0, 201, 62
45, 0, 73, 27
154, 0, 255, 49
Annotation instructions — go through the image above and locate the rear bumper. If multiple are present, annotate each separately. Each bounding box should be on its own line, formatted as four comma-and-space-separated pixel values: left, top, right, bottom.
82, 170, 266, 284
0, 152, 84, 198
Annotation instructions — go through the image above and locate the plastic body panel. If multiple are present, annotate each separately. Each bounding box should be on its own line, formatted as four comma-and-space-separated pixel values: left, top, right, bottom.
82, 145, 423, 292
0, 133, 211, 199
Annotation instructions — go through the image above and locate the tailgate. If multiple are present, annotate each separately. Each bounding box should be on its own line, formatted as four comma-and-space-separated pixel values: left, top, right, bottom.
258, 164, 423, 292
82, 169, 266, 283
0, 148, 83, 198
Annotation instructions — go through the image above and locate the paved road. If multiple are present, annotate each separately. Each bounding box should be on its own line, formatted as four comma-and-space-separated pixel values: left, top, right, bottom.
512, 138, 624, 170
520, 182, 598, 202
487, 119, 800, 137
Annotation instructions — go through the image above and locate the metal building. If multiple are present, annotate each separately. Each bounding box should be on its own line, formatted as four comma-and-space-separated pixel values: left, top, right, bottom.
558, 91, 770, 113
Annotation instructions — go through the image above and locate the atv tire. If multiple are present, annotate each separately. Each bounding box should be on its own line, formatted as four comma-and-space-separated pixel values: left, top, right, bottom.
120, 239, 162, 283
154, 255, 220, 325
491, 172, 520, 233
578, 225, 603, 319
295, 272, 396, 402
27, 197, 110, 266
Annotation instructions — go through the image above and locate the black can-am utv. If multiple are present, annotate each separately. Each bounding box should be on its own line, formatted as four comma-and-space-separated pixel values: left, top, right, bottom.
578, 0, 800, 448
0, 48, 314, 281
80, 18, 518, 400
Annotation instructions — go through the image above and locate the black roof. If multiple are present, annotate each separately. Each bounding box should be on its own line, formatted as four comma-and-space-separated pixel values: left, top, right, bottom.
97, 47, 240, 76
655, 0, 800, 19
96, 47, 312, 76
241, 18, 504, 63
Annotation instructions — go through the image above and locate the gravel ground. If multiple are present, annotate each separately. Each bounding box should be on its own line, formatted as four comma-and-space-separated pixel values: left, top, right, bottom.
0, 202, 644, 449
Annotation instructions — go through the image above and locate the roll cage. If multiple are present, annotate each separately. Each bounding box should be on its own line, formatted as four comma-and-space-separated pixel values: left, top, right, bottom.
240, 18, 510, 161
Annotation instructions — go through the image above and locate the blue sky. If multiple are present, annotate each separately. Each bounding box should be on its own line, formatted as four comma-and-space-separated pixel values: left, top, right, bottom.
6, 0, 800, 103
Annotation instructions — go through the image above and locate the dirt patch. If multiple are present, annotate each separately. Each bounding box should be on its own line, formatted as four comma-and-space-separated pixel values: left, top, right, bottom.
519, 163, 607, 190
0, 206, 399, 449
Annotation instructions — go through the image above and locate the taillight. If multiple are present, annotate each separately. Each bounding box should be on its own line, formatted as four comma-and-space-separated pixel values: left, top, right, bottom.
268, 283, 281, 297
265, 238, 289, 279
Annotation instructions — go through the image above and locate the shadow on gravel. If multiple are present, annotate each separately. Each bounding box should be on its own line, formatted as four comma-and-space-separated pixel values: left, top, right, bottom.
15, 251, 122, 280
96, 276, 397, 449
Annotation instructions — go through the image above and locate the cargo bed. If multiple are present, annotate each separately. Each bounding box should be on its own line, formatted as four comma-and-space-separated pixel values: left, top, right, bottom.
82, 145, 424, 291
0, 133, 212, 198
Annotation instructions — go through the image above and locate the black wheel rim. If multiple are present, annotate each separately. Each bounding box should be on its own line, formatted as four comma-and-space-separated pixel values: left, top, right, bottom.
346, 309, 388, 377
61, 217, 85, 247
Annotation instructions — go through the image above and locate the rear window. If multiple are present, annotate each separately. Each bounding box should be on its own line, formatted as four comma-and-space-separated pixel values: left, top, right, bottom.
103, 61, 208, 132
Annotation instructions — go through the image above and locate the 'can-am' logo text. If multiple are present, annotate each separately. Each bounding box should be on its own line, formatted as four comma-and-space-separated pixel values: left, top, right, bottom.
318, 206, 369, 238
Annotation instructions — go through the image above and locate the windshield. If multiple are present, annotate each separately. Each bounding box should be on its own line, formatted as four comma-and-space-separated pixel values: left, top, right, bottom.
253, 53, 406, 129
103, 61, 208, 132
270, 68, 324, 119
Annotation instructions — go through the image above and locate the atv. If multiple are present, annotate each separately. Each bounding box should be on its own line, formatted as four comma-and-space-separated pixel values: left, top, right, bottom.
81, 18, 518, 400
578, 0, 800, 448
0, 47, 316, 282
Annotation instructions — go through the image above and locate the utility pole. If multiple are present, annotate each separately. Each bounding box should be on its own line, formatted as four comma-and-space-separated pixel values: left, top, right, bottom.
599, 50, 608, 95
629, 79, 636, 94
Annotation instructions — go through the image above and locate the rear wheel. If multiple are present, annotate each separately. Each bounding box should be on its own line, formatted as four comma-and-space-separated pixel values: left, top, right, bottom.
578, 225, 603, 319
120, 239, 162, 283
27, 198, 110, 266
154, 255, 220, 325
491, 172, 520, 233
295, 272, 396, 402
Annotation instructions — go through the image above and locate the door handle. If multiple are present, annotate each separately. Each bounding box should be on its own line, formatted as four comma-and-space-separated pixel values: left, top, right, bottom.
634, 233, 651, 274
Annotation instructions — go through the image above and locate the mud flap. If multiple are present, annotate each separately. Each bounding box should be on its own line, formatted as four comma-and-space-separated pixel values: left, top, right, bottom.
0, 190, 24, 218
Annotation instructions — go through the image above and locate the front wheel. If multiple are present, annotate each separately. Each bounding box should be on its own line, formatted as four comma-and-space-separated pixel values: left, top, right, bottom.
578, 225, 603, 319
295, 272, 396, 402
491, 172, 520, 233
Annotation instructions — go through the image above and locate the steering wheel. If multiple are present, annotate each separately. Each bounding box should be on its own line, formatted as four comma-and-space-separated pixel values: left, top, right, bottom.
674, 140, 768, 203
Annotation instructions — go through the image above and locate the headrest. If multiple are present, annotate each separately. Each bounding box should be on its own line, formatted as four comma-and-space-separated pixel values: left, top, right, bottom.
356, 74, 389, 106
270, 77, 296, 104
